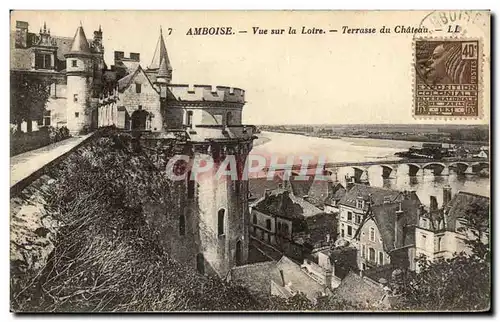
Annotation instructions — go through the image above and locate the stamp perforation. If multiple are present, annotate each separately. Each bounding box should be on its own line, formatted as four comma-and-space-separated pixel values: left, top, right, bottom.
411, 36, 485, 121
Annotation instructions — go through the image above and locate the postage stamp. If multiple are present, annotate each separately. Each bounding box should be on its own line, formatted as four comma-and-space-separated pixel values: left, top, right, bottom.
413, 39, 482, 118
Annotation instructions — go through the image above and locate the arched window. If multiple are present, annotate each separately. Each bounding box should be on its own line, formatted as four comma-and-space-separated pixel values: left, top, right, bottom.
226, 111, 233, 126
437, 237, 442, 252
370, 227, 375, 242
179, 214, 185, 236
196, 253, 205, 274
218, 209, 225, 236
252, 214, 257, 225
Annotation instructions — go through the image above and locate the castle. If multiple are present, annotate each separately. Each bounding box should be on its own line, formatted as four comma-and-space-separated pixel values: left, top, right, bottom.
11, 21, 256, 278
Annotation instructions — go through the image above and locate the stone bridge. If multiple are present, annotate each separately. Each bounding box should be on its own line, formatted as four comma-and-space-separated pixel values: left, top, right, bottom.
262, 158, 489, 181
327, 158, 489, 181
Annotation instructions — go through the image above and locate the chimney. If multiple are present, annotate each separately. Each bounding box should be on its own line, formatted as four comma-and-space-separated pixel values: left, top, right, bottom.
114, 51, 125, 61
130, 52, 140, 62
345, 175, 355, 191
443, 185, 452, 207
325, 268, 333, 290
430, 196, 438, 211
15, 21, 29, 48
394, 202, 404, 248
279, 269, 285, 287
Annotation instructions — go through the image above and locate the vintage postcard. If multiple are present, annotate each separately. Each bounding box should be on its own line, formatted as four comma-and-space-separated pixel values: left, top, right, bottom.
10, 10, 490, 312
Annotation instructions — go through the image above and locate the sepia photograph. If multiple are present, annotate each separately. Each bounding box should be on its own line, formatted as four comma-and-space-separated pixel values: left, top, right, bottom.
9, 10, 491, 313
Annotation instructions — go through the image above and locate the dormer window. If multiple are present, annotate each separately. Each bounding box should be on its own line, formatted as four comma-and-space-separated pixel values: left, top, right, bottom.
356, 199, 364, 209
34, 53, 51, 70
136, 83, 142, 93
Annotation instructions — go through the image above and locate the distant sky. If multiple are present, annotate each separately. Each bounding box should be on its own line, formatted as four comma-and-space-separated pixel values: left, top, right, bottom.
10, 10, 490, 125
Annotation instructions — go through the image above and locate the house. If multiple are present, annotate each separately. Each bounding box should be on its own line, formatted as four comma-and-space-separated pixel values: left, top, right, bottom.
414, 189, 489, 266
250, 188, 336, 262
337, 184, 422, 271
333, 271, 392, 310
227, 255, 332, 304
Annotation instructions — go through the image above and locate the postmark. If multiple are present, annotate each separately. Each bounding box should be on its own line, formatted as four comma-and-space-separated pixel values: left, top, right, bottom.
413, 38, 482, 118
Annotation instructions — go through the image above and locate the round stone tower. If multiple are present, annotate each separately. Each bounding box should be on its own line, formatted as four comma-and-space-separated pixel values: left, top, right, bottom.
65, 25, 94, 134
169, 85, 254, 278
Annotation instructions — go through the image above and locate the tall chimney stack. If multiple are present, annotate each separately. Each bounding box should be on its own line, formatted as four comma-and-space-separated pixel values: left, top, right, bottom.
443, 185, 452, 207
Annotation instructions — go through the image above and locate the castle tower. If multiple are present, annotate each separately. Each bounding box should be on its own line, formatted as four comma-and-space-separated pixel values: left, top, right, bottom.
65, 25, 93, 134
178, 86, 252, 278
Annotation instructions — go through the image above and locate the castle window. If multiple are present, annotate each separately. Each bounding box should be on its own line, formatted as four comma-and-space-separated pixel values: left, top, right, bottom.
347, 212, 352, 222
75, 112, 79, 118
186, 111, 193, 127
73, 94, 78, 102
179, 214, 185, 236
136, 83, 142, 93
370, 227, 375, 242
266, 219, 271, 230
355, 214, 362, 225
379, 251, 384, 265
347, 225, 352, 237
361, 244, 366, 258
35, 53, 51, 69
226, 111, 233, 126
72, 60, 77, 67
218, 209, 225, 236
187, 171, 195, 199
196, 253, 205, 274
437, 237, 442, 252
282, 223, 289, 235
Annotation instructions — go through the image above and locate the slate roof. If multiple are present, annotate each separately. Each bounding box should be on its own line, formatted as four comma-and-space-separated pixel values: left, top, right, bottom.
69, 26, 91, 54
445, 191, 490, 232
339, 184, 402, 209
274, 256, 331, 303
228, 261, 282, 297
325, 182, 347, 206
252, 189, 324, 219
333, 271, 388, 308
248, 174, 283, 201
369, 198, 421, 252
117, 65, 159, 94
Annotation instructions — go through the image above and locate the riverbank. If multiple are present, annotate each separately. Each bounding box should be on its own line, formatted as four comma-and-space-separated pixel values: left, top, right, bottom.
262, 130, 487, 147
253, 133, 272, 147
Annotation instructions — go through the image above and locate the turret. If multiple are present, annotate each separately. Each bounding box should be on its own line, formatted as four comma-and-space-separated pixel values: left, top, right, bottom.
65, 25, 93, 134
147, 27, 173, 83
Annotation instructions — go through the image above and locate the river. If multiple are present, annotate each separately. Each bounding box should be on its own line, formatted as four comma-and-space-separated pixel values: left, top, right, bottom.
250, 131, 490, 207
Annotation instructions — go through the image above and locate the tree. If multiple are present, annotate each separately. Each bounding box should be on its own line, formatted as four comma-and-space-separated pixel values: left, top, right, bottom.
10, 72, 51, 132
394, 200, 490, 311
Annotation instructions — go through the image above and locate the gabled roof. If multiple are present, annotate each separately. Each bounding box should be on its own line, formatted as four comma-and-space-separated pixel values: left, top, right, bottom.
248, 174, 283, 201
369, 199, 421, 252
69, 26, 91, 54
228, 261, 281, 297
339, 184, 402, 209
445, 191, 490, 232
333, 271, 388, 308
252, 189, 324, 219
274, 256, 331, 303
117, 65, 159, 94
325, 183, 346, 206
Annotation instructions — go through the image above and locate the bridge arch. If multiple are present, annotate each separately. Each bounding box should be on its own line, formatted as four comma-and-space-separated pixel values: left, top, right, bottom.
352, 166, 368, 183
422, 162, 447, 176
380, 165, 394, 179
471, 162, 489, 174
449, 162, 470, 175
407, 163, 421, 177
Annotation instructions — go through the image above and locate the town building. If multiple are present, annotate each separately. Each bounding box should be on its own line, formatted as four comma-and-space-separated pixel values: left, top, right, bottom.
337, 184, 422, 271
249, 186, 336, 262
414, 188, 490, 265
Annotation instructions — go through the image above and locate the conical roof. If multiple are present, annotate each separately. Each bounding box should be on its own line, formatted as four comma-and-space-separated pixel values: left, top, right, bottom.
149, 28, 172, 71
70, 26, 91, 54
157, 57, 169, 78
